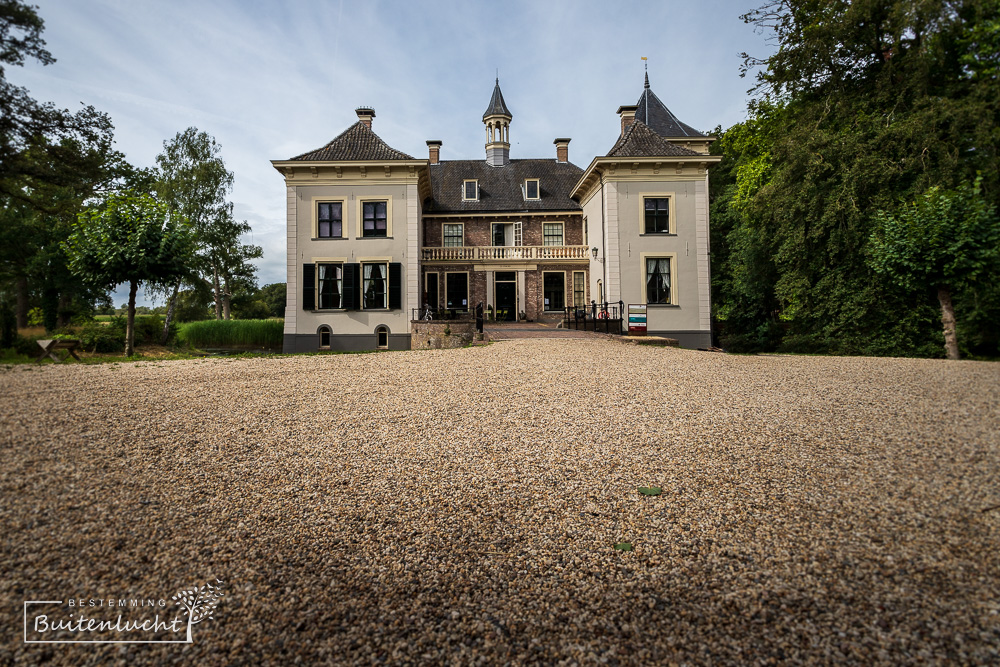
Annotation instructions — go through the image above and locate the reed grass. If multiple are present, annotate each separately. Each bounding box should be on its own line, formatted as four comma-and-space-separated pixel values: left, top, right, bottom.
177, 319, 283, 349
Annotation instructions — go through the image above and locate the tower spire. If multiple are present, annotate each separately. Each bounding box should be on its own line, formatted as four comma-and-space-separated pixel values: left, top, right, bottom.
483, 78, 512, 167
642, 56, 649, 89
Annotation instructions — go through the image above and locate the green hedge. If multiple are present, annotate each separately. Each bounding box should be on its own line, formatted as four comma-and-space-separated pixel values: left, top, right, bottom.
177, 319, 283, 349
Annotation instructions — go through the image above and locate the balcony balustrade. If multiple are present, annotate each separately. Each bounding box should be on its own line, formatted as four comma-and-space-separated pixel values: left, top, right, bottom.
421, 245, 589, 262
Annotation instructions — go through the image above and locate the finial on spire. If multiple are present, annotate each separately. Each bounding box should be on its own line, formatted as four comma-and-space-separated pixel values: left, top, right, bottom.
641, 56, 649, 88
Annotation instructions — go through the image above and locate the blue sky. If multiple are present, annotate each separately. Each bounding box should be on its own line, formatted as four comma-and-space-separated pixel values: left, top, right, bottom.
21, 0, 773, 307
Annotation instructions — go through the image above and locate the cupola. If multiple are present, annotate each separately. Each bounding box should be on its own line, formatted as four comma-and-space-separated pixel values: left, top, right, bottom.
483, 78, 511, 167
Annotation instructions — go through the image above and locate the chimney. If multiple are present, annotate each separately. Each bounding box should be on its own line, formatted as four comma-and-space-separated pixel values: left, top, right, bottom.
554, 138, 571, 163
617, 105, 637, 136
426, 140, 442, 165
355, 107, 375, 128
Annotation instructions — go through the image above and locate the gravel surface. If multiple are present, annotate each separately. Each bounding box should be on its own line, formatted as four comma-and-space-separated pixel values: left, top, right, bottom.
2, 340, 999, 665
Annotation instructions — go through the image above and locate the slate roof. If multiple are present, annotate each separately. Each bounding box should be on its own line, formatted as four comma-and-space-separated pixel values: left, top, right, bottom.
633, 73, 704, 138
606, 120, 702, 158
290, 121, 414, 161
425, 159, 583, 213
483, 79, 512, 119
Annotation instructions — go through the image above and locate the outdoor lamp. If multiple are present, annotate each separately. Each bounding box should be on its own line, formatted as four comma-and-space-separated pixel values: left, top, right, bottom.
591, 246, 598, 260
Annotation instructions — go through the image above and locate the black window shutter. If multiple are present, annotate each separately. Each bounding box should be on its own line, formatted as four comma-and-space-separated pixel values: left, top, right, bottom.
388, 263, 402, 310
302, 264, 315, 311
343, 263, 359, 310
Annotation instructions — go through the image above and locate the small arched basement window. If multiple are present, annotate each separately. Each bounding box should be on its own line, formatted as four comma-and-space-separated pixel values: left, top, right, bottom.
318, 325, 331, 349
375, 325, 389, 349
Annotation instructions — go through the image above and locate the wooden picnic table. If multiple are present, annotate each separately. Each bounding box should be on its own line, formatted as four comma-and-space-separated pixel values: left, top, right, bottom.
35, 339, 82, 363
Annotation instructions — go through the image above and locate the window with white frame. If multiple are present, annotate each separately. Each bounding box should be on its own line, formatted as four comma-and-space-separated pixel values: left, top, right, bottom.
645, 257, 672, 304
443, 223, 464, 247
317, 202, 343, 238
362, 201, 388, 237
573, 271, 585, 307
362, 262, 388, 309
524, 179, 540, 200
543, 272, 565, 311
317, 263, 343, 309
543, 222, 563, 246
463, 180, 478, 201
318, 325, 331, 349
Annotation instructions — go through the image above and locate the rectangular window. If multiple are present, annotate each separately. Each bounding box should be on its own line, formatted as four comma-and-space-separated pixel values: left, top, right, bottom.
362, 262, 387, 309
573, 271, 585, 307
543, 272, 565, 311
317, 202, 342, 238
446, 273, 468, 311
492, 223, 506, 247
443, 223, 464, 247
644, 197, 670, 234
463, 180, 478, 201
425, 272, 439, 309
525, 179, 539, 200
362, 201, 388, 237
543, 223, 564, 246
645, 257, 672, 304
317, 263, 343, 309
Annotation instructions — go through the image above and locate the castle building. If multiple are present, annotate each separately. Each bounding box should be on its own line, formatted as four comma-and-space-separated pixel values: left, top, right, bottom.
271, 75, 719, 352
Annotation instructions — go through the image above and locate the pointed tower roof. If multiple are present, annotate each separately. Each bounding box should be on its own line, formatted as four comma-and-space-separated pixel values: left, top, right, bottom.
634, 75, 704, 138
289, 121, 414, 161
606, 120, 702, 158
483, 78, 512, 119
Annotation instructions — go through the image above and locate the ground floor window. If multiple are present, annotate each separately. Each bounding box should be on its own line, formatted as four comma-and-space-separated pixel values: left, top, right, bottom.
573, 271, 585, 307
543, 272, 565, 311
318, 263, 342, 309
318, 325, 331, 349
363, 262, 387, 309
424, 272, 439, 310
376, 325, 389, 349
446, 272, 468, 311
645, 257, 672, 304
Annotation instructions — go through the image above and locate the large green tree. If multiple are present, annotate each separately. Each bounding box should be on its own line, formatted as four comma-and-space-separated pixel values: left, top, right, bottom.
871, 178, 1000, 359
713, 0, 1000, 356
63, 192, 195, 356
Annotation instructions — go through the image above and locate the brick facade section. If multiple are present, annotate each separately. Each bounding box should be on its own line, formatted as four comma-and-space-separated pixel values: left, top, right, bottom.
423, 215, 584, 248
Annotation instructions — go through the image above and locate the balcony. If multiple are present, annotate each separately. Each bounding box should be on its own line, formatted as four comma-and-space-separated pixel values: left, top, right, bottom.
421, 245, 590, 262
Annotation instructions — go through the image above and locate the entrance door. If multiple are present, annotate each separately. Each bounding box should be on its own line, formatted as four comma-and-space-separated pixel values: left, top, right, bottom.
494, 271, 517, 321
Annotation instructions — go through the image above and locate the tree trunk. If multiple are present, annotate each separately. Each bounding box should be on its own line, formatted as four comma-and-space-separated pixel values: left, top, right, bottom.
125, 279, 138, 357
15, 276, 28, 329
161, 279, 181, 345
57, 292, 72, 328
222, 274, 232, 320
937, 285, 960, 360
212, 264, 222, 320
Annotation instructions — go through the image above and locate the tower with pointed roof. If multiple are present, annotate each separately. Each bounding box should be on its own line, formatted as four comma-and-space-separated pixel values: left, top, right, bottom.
483, 78, 512, 167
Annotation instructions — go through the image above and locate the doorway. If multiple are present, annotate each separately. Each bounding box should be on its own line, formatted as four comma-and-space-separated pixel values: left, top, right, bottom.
494, 271, 517, 321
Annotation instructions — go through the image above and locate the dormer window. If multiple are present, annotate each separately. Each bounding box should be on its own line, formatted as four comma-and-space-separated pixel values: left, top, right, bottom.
463, 180, 478, 201
524, 179, 540, 200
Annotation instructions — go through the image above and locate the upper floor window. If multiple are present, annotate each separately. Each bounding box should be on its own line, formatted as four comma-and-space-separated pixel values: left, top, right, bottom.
362, 201, 387, 237
644, 197, 671, 234
463, 180, 478, 201
543, 223, 564, 246
524, 179, 540, 200
317, 202, 343, 238
443, 223, 464, 247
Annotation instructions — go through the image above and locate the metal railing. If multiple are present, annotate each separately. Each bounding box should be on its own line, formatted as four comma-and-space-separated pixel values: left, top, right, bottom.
411, 307, 471, 321
421, 245, 590, 262
562, 301, 624, 334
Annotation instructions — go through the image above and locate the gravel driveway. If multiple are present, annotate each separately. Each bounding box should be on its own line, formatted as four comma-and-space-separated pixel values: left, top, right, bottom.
2, 340, 999, 665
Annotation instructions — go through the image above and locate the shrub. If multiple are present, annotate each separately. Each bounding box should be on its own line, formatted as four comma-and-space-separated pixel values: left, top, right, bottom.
177, 319, 283, 349
78, 319, 126, 353
134, 315, 176, 346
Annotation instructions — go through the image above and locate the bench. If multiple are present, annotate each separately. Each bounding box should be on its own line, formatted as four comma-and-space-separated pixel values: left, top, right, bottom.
35, 339, 82, 364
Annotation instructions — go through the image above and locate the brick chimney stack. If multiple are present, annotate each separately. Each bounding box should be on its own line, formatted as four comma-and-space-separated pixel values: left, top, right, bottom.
355, 107, 375, 128
426, 140, 442, 165
617, 105, 637, 136
554, 138, 571, 163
